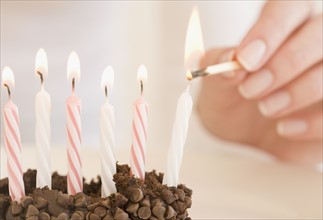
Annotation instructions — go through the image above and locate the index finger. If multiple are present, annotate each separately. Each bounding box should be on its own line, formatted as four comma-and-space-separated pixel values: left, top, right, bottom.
236, 1, 313, 72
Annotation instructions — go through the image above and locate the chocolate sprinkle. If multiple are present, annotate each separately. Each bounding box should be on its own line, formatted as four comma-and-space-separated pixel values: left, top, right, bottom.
0, 164, 192, 220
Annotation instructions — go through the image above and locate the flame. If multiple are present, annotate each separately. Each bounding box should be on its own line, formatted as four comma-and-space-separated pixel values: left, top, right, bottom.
184, 7, 205, 72
101, 66, 115, 90
137, 64, 148, 83
2, 66, 15, 89
67, 51, 80, 81
35, 48, 48, 76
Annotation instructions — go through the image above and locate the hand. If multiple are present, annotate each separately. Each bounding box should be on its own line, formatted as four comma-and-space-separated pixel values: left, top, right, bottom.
197, 1, 322, 167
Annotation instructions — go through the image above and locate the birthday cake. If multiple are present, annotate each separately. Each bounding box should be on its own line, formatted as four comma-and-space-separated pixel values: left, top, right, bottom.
0, 164, 192, 220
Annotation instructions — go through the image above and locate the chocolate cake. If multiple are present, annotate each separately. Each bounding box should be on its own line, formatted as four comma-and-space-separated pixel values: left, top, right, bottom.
0, 164, 192, 220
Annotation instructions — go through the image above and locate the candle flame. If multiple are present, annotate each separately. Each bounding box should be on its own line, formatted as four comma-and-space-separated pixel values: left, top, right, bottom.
137, 64, 148, 83
35, 48, 48, 77
2, 66, 15, 89
67, 51, 80, 81
184, 7, 205, 73
101, 66, 114, 90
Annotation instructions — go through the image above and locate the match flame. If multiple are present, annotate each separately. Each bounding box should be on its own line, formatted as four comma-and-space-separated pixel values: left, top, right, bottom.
184, 7, 205, 73
67, 51, 80, 81
2, 66, 15, 89
137, 64, 148, 83
101, 66, 115, 90
35, 48, 48, 77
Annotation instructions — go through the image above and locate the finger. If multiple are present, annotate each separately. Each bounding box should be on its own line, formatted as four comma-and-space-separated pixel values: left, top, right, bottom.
258, 62, 322, 117
239, 15, 323, 99
236, 1, 313, 71
277, 110, 323, 140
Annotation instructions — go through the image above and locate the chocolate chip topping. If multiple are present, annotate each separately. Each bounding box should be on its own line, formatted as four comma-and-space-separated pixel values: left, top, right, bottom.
11, 201, 23, 215
99, 198, 111, 209
57, 192, 73, 208
39, 212, 50, 220
94, 206, 106, 217
138, 206, 151, 219
126, 202, 139, 213
71, 210, 85, 220
74, 192, 86, 207
140, 196, 151, 207
0, 164, 192, 220
127, 187, 144, 202
21, 196, 34, 208
152, 205, 166, 219
26, 205, 39, 217
87, 202, 99, 211
114, 207, 129, 220
57, 212, 69, 220
165, 206, 176, 219
35, 197, 48, 209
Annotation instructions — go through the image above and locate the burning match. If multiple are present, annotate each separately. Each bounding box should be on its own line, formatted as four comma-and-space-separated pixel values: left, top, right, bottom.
187, 61, 242, 80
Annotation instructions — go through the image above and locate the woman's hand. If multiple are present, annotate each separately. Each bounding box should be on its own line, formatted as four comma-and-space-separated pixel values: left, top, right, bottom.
197, 1, 322, 167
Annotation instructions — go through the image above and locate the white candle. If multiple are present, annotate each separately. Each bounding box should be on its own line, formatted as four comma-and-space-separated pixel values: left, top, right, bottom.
164, 86, 193, 186
164, 7, 201, 186
35, 48, 51, 189
66, 51, 82, 195
130, 65, 149, 180
100, 66, 116, 197
2, 66, 25, 201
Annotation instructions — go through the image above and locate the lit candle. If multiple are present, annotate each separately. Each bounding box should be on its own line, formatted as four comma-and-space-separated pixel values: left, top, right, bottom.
130, 65, 148, 180
164, 7, 202, 186
66, 51, 82, 195
2, 67, 25, 201
100, 66, 116, 197
35, 48, 51, 189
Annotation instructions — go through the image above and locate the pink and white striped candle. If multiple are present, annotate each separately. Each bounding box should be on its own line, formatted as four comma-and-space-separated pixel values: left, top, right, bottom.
66, 51, 82, 195
130, 65, 148, 180
2, 67, 25, 202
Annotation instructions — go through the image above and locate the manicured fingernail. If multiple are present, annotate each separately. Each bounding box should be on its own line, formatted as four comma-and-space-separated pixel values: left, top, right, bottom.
277, 119, 309, 136
219, 50, 235, 78
237, 39, 266, 71
238, 69, 273, 98
258, 91, 291, 116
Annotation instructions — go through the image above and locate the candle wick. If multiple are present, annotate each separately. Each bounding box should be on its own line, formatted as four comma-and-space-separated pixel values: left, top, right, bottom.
37, 71, 44, 87
72, 78, 75, 94
140, 80, 143, 95
104, 86, 108, 99
4, 84, 11, 99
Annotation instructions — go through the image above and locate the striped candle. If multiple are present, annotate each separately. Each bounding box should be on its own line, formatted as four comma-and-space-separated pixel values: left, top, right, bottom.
66, 51, 82, 195
2, 67, 25, 202
130, 65, 148, 180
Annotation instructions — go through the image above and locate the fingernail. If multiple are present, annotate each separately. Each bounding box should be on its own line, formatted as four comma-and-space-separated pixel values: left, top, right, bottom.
219, 50, 235, 78
258, 91, 291, 116
277, 119, 309, 136
237, 39, 266, 71
238, 69, 273, 98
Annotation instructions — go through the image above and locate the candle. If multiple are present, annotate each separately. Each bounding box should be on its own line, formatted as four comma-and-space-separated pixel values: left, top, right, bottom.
164, 87, 193, 186
2, 67, 25, 201
100, 66, 116, 197
66, 51, 82, 195
35, 48, 51, 189
164, 7, 201, 186
130, 65, 148, 180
